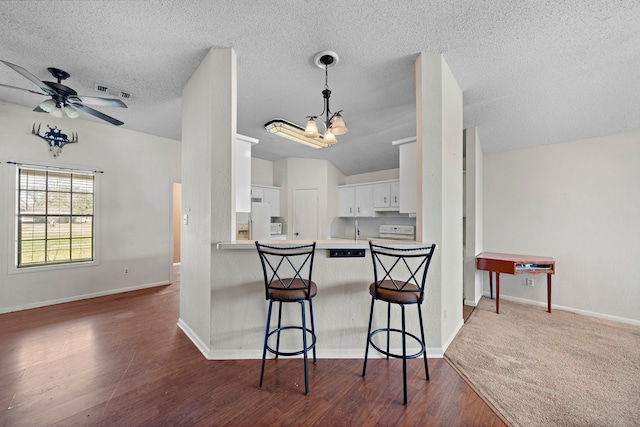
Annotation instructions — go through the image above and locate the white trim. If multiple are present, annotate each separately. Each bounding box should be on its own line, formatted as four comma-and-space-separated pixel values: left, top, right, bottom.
464, 293, 482, 307
482, 292, 640, 326
204, 347, 445, 360
0, 280, 169, 314
441, 317, 464, 353
177, 318, 211, 358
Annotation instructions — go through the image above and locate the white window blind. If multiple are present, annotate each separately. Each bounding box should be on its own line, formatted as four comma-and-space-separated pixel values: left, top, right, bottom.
17, 166, 95, 267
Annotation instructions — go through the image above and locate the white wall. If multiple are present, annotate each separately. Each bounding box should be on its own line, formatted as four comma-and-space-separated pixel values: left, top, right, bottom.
483, 130, 640, 324
251, 157, 273, 186
0, 101, 180, 313
345, 168, 399, 185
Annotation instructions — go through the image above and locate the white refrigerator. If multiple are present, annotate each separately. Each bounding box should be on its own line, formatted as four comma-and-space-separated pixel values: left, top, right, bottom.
250, 202, 271, 241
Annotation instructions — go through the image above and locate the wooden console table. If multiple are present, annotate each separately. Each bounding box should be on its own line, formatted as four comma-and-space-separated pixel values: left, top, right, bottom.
476, 252, 555, 314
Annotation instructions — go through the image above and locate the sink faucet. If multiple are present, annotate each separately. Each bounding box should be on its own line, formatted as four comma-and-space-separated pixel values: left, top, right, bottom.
354, 219, 360, 241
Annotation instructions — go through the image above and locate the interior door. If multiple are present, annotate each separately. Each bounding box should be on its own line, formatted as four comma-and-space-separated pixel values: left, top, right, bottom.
293, 188, 318, 240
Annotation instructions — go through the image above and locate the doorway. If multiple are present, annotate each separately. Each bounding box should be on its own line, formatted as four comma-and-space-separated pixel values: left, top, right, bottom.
292, 188, 318, 240
172, 182, 181, 264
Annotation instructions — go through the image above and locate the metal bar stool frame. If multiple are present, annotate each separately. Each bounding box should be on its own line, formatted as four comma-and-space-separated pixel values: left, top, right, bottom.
362, 241, 436, 405
255, 241, 317, 395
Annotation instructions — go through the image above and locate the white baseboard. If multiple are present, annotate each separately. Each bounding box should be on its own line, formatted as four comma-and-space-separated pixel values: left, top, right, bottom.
482, 291, 640, 326
441, 318, 464, 354
204, 347, 444, 360
464, 292, 482, 307
0, 281, 170, 315
177, 318, 211, 358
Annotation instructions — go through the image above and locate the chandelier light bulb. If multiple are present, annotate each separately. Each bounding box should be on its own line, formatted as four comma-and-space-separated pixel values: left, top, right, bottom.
304, 118, 319, 138
330, 112, 348, 135
324, 129, 337, 145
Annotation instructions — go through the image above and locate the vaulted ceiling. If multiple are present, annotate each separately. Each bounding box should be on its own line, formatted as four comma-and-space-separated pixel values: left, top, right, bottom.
1, 1, 638, 175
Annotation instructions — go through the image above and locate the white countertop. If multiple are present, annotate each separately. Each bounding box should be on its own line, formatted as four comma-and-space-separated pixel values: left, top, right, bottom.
217, 238, 425, 250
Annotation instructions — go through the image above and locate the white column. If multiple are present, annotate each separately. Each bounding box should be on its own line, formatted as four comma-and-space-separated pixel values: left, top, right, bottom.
464, 128, 484, 306
179, 48, 237, 357
415, 52, 464, 352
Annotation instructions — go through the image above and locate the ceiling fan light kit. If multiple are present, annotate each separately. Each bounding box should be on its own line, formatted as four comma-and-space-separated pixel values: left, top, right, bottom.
265, 51, 347, 149
0, 60, 127, 126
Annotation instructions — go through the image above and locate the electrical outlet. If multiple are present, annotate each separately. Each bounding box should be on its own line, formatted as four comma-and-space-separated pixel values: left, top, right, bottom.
526, 277, 534, 287
123, 268, 130, 275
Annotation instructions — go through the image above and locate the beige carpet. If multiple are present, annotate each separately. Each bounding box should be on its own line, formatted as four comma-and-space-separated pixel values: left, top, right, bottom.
445, 298, 640, 427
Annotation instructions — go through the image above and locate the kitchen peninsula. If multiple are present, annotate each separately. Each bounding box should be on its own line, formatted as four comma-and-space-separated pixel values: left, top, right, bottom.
192, 238, 437, 361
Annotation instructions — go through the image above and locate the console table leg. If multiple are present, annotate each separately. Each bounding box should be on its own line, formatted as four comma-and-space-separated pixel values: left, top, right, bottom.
496, 273, 500, 314
547, 274, 552, 313
489, 272, 493, 299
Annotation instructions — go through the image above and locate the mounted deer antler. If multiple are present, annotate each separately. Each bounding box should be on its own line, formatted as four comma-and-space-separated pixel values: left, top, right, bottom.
32, 123, 78, 157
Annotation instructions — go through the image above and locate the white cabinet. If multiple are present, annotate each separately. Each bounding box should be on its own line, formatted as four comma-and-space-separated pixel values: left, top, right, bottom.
235, 134, 258, 213
373, 183, 391, 208
338, 185, 373, 217
393, 137, 416, 214
250, 186, 264, 200
338, 187, 355, 217
251, 185, 280, 217
355, 186, 373, 217
390, 180, 400, 208
373, 180, 401, 211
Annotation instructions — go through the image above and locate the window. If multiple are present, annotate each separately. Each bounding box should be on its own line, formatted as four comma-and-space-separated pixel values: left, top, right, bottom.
17, 167, 95, 268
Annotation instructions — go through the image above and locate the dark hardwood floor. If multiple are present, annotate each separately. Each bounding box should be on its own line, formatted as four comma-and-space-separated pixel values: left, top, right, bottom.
0, 267, 504, 426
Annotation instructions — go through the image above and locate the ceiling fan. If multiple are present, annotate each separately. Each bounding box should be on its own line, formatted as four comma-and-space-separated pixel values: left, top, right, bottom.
0, 60, 127, 126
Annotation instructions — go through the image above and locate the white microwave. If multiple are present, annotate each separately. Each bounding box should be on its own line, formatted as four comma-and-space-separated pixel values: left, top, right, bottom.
270, 223, 282, 234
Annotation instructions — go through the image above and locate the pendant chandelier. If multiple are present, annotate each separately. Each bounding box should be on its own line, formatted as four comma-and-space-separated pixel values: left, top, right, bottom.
303, 51, 348, 144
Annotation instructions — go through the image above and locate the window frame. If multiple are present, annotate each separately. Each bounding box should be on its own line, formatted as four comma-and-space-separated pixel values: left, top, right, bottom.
8, 163, 101, 272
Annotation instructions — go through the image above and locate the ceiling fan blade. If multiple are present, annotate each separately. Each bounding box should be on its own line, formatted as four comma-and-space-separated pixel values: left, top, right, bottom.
0, 60, 56, 96
0, 82, 48, 96
71, 95, 127, 108
68, 101, 124, 126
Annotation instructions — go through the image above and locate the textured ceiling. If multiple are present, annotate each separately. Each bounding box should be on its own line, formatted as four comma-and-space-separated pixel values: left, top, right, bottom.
1, 1, 638, 175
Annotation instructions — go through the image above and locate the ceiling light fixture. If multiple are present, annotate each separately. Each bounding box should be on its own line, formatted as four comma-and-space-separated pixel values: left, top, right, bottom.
38, 98, 80, 119
303, 51, 348, 145
264, 119, 328, 149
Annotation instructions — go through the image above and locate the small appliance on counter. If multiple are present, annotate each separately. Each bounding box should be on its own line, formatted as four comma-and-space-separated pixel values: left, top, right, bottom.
270, 223, 282, 234
377, 224, 415, 240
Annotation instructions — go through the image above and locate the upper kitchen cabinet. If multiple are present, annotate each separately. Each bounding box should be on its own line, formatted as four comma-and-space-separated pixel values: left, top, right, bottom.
392, 137, 416, 214
390, 181, 400, 208
235, 134, 259, 213
338, 185, 374, 217
373, 180, 400, 210
251, 185, 280, 217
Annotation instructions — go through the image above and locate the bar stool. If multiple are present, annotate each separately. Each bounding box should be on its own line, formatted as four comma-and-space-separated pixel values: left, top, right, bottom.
255, 241, 317, 395
362, 241, 436, 405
